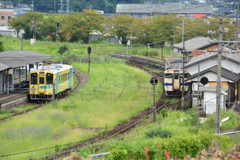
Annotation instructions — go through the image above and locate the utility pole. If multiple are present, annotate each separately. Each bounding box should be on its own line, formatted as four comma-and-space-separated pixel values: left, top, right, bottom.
174, 25, 176, 44
31, 0, 34, 12
54, 0, 56, 13
131, 23, 132, 48
56, 22, 59, 47
21, 34, 23, 50
196, 63, 200, 128
181, 19, 185, 109
60, 0, 64, 15
215, 17, 223, 134
161, 45, 164, 60
67, 0, 70, 14
148, 43, 150, 58
235, 0, 239, 50
153, 73, 156, 123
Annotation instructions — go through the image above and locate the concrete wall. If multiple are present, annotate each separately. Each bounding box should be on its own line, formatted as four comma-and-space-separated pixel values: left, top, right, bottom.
0, 9, 14, 26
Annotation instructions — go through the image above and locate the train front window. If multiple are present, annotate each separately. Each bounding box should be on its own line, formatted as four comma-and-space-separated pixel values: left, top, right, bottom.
46, 73, 53, 84
31, 73, 37, 84
164, 73, 172, 78
39, 77, 44, 84
174, 74, 179, 79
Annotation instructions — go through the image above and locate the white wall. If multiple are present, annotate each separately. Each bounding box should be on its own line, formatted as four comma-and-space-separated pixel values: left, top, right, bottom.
186, 59, 240, 75
188, 72, 233, 86
204, 91, 225, 115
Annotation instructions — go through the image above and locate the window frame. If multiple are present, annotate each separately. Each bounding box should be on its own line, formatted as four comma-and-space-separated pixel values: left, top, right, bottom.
31, 73, 38, 85
39, 77, 45, 84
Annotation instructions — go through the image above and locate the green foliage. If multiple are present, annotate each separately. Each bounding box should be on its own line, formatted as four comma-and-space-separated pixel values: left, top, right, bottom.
78, 148, 91, 158
161, 107, 168, 118
146, 129, 172, 139
109, 132, 214, 159
58, 45, 69, 55
98, 129, 106, 136
0, 41, 4, 52
118, 118, 129, 124
215, 135, 232, 152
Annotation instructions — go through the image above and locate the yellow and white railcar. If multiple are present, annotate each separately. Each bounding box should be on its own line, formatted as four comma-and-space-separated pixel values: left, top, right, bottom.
164, 69, 189, 97
29, 64, 73, 100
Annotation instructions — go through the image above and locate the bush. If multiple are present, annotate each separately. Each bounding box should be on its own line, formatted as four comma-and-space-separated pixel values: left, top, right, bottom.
0, 41, 4, 52
146, 129, 172, 138
109, 132, 214, 159
161, 107, 168, 118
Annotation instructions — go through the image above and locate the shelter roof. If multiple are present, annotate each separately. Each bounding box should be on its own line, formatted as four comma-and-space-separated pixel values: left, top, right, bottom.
0, 50, 53, 69
185, 52, 240, 68
173, 37, 214, 51
116, 4, 213, 14
0, 63, 10, 72
186, 66, 240, 82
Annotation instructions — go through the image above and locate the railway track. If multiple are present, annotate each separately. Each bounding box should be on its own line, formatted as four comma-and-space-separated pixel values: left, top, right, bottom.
41, 61, 177, 160
1, 58, 177, 159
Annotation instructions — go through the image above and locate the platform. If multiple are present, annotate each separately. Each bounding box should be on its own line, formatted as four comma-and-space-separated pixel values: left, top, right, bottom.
0, 89, 28, 110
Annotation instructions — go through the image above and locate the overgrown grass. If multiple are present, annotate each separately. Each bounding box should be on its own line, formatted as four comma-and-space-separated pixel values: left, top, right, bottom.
0, 58, 162, 159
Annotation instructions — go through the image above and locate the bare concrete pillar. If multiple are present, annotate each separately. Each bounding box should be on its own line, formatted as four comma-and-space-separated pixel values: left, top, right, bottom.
19, 67, 21, 88
6, 69, 9, 94
25, 65, 27, 83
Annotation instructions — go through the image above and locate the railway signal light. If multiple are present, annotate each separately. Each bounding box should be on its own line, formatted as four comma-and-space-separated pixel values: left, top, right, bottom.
150, 77, 158, 85
88, 46, 91, 55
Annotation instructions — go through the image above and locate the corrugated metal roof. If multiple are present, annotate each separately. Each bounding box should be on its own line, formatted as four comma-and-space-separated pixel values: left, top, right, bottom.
186, 66, 240, 82
0, 50, 53, 69
185, 52, 240, 68
173, 37, 211, 51
0, 62, 9, 71
1, 1, 13, 5
116, 4, 213, 14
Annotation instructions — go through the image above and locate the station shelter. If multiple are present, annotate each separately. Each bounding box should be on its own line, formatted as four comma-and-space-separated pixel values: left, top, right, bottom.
0, 50, 52, 94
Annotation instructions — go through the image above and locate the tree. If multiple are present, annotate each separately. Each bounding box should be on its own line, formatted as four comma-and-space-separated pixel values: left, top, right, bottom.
40, 15, 61, 41
9, 12, 43, 39
105, 15, 133, 45
61, 9, 104, 43
8, 15, 23, 38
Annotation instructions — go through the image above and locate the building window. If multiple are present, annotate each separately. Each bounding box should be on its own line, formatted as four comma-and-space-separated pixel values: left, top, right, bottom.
8, 16, 11, 20
1, 16, 5, 20
1, 25, 4, 26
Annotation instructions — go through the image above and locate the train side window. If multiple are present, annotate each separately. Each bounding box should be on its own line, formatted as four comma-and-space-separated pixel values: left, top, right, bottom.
164, 73, 172, 78
31, 73, 37, 84
39, 77, 44, 84
174, 74, 179, 79
46, 73, 53, 84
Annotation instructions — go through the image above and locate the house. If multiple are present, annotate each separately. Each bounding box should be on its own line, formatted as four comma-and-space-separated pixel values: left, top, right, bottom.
173, 36, 233, 56
0, 26, 24, 37
225, 12, 240, 22
213, 8, 233, 16
185, 52, 240, 114
0, 1, 14, 26
116, 4, 213, 18
14, 4, 31, 15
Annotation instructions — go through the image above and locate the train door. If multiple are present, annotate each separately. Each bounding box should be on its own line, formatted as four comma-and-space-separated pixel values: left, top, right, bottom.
38, 72, 45, 94
173, 73, 180, 90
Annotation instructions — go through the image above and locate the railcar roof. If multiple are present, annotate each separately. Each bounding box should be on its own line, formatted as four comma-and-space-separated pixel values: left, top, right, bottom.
32, 64, 72, 73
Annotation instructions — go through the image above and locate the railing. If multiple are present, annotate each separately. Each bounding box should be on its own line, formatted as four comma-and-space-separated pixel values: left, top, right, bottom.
88, 152, 111, 160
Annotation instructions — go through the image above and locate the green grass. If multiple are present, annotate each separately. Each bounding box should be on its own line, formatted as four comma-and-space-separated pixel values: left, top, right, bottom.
0, 58, 162, 159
